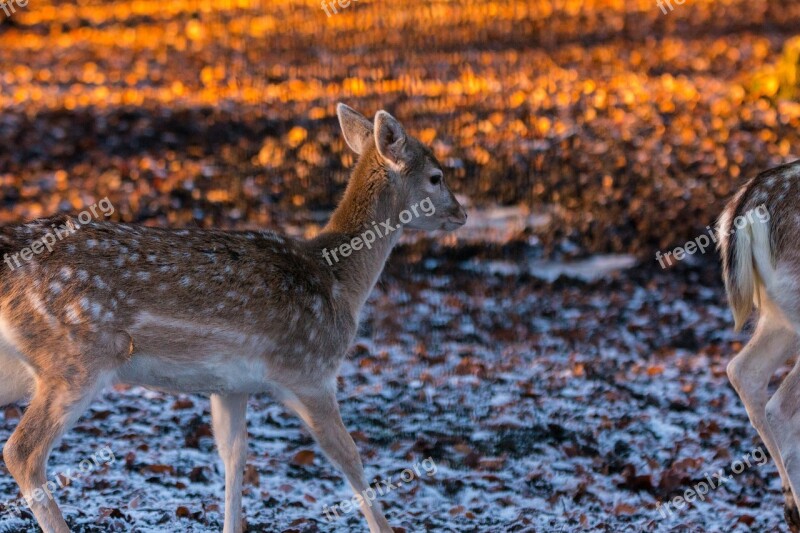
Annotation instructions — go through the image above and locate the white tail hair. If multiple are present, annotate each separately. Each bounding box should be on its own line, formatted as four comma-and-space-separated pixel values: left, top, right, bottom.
719, 201, 772, 331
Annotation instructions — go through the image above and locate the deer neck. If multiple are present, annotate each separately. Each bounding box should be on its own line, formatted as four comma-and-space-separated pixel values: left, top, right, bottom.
319, 149, 404, 313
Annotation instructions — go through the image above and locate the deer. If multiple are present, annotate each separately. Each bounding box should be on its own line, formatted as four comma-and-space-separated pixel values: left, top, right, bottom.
719, 159, 800, 531
0, 103, 468, 533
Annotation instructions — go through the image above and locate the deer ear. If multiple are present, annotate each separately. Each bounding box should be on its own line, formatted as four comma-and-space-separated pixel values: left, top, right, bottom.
337, 103, 373, 155
374, 110, 408, 170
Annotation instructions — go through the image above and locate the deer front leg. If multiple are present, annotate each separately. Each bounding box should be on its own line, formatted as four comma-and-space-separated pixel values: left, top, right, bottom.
210, 393, 249, 533
281, 384, 393, 533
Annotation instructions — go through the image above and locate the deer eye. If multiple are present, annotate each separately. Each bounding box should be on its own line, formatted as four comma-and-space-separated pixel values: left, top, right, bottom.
430, 174, 441, 186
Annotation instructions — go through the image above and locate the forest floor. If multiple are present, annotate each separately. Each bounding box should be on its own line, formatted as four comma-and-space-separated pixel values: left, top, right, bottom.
0, 244, 787, 532
2, 0, 800, 531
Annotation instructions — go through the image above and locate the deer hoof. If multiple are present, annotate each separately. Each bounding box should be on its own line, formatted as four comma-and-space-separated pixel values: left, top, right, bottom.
785, 503, 800, 532
784, 487, 800, 532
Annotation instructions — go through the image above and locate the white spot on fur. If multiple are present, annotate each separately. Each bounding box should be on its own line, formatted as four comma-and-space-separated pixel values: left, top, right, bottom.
312, 296, 323, 317
65, 304, 82, 324
28, 292, 57, 327
90, 302, 103, 319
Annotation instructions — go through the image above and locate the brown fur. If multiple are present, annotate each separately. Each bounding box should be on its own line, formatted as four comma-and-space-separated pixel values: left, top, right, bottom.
0, 104, 466, 533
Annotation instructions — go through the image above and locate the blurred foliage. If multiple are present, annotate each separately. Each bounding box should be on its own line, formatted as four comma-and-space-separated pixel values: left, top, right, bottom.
779, 37, 800, 99
749, 37, 800, 99
0, 0, 799, 257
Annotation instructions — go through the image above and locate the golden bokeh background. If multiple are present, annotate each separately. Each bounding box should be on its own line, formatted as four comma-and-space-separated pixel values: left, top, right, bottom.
1, 0, 799, 256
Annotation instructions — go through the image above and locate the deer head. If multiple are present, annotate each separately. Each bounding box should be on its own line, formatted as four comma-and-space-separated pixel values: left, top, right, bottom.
336, 103, 467, 231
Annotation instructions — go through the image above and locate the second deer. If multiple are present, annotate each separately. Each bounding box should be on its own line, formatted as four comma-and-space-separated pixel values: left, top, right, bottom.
720, 159, 800, 532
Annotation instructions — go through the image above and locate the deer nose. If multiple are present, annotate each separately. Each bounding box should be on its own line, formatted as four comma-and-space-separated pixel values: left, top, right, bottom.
451, 205, 467, 225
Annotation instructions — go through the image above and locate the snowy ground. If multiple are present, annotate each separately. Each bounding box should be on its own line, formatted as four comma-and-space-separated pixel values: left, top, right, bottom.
0, 244, 788, 532
1, 0, 799, 530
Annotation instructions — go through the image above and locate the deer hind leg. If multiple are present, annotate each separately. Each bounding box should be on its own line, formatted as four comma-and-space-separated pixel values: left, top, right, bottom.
2, 371, 109, 533
210, 393, 249, 533
767, 352, 800, 532
279, 382, 393, 533
727, 306, 798, 523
